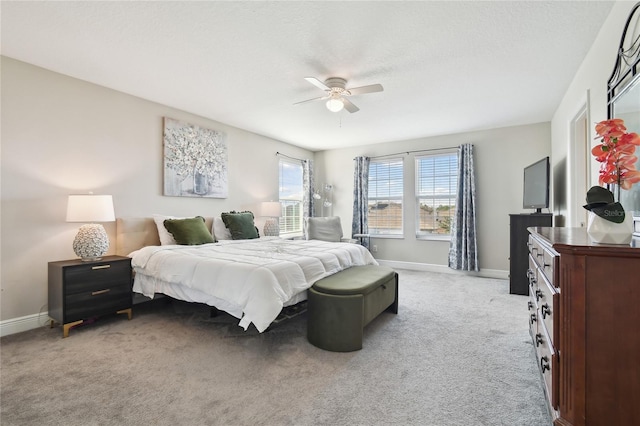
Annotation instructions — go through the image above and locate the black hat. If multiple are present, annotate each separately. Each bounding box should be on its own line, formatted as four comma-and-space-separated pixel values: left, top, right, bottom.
583, 186, 625, 223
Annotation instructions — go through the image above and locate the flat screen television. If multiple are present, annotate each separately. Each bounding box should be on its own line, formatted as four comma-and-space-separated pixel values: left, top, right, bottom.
523, 156, 550, 213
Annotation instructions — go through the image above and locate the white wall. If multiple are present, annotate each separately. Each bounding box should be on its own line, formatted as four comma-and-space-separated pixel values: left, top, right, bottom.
0, 57, 313, 323
314, 122, 551, 275
551, 1, 638, 226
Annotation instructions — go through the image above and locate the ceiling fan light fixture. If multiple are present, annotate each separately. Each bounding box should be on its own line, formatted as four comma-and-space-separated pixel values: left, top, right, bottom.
326, 98, 344, 112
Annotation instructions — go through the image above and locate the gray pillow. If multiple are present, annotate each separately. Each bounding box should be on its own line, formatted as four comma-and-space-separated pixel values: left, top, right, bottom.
306, 216, 343, 242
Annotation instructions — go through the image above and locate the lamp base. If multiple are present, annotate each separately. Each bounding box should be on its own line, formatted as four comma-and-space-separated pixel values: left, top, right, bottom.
263, 218, 280, 237
73, 224, 110, 261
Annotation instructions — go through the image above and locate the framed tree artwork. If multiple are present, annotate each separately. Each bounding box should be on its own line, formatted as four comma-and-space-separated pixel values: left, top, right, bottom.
163, 117, 228, 198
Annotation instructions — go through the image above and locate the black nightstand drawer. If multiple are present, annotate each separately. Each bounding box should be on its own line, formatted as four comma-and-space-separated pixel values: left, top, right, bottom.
64, 260, 131, 294
65, 287, 131, 322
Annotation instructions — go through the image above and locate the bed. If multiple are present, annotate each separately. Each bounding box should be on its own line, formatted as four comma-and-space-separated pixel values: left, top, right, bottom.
116, 217, 378, 332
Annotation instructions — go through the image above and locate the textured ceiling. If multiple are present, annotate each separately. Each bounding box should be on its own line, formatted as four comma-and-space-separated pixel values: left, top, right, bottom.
1, 1, 615, 151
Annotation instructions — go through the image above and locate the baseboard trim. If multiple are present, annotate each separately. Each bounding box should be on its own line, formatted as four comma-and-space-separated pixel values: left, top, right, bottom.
376, 260, 509, 280
1, 312, 49, 337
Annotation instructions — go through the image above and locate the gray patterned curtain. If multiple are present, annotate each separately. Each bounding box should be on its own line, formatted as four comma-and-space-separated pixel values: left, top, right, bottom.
303, 159, 315, 219
352, 156, 370, 248
448, 144, 479, 271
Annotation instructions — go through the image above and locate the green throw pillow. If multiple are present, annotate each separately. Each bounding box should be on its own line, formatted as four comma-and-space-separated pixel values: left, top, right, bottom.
221, 211, 259, 240
163, 216, 215, 245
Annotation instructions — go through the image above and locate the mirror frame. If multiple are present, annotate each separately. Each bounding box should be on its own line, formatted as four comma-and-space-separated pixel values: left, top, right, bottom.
607, 2, 640, 117
607, 2, 640, 224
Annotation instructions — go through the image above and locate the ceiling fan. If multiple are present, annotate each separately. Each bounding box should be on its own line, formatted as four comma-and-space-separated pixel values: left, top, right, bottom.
294, 77, 384, 113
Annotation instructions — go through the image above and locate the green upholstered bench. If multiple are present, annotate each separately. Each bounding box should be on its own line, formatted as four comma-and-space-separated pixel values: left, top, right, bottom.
307, 265, 398, 352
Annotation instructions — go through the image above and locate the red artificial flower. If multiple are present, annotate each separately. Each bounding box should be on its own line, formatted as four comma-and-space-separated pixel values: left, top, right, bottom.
593, 118, 640, 192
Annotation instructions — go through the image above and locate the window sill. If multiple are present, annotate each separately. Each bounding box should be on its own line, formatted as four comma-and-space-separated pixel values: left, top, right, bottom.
368, 234, 404, 239
416, 235, 451, 242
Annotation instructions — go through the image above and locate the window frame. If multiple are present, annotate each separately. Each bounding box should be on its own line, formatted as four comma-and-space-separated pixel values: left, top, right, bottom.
278, 158, 304, 236
415, 150, 459, 241
367, 157, 404, 237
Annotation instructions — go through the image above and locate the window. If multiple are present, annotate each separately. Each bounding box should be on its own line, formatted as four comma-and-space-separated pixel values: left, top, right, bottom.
415, 152, 458, 239
279, 159, 303, 235
368, 158, 403, 235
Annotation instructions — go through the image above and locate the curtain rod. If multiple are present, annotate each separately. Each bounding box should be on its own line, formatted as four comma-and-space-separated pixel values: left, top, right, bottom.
356, 145, 459, 160
276, 152, 307, 163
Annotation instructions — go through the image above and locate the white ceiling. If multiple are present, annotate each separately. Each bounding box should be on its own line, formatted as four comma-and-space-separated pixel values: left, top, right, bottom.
1, 1, 615, 151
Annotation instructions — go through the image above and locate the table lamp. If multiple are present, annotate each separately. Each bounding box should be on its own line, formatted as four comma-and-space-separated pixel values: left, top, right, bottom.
261, 201, 282, 237
66, 194, 115, 261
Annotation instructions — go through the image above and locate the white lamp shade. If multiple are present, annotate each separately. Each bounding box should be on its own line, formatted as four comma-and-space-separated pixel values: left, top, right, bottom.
261, 201, 282, 218
66, 195, 115, 222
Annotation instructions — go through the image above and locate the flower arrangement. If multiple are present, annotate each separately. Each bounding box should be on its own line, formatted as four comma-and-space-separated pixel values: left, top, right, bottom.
592, 118, 640, 198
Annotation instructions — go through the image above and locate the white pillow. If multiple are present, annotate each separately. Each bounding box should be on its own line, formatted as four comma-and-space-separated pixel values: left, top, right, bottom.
153, 214, 181, 245
212, 217, 232, 240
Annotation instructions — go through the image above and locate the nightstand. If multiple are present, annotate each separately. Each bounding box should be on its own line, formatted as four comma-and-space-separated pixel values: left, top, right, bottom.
48, 255, 132, 337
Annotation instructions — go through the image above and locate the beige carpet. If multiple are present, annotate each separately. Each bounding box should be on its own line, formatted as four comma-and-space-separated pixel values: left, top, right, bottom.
0, 270, 551, 426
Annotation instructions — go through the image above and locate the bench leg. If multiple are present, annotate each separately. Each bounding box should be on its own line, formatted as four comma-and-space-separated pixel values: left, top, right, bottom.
386, 272, 399, 314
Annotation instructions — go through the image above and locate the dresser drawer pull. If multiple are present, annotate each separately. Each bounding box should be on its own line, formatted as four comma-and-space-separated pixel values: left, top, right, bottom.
92, 265, 111, 270
540, 356, 550, 373
91, 289, 111, 296
535, 333, 543, 347
530, 313, 537, 325
541, 304, 551, 319
528, 301, 533, 311
536, 252, 543, 258
535, 289, 544, 301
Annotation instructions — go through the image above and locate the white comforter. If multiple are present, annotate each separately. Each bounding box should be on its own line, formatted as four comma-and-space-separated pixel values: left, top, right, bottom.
129, 237, 377, 332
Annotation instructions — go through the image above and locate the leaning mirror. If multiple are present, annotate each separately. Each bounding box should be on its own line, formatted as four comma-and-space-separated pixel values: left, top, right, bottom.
608, 3, 640, 220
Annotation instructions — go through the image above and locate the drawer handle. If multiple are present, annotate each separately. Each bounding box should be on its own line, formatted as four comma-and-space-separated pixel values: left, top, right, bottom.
92, 265, 111, 270
530, 313, 537, 324
536, 252, 543, 258
535, 333, 543, 347
91, 289, 111, 296
540, 356, 550, 373
541, 304, 551, 319
527, 301, 533, 311
535, 289, 543, 301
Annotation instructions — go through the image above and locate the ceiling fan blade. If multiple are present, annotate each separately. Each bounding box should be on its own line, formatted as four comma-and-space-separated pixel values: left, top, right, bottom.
293, 95, 328, 105
342, 98, 360, 113
304, 77, 330, 91
347, 84, 384, 96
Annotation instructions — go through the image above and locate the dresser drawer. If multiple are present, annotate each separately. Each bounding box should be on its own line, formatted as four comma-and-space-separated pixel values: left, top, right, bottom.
64, 260, 131, 295
528, 235, 543, 260
537, 271, 558, 345
536, 324, 558, 410
528, 254, 538, 287
528, 283, 538, 314
540, 247, 558, 288
528, 234, 558, 287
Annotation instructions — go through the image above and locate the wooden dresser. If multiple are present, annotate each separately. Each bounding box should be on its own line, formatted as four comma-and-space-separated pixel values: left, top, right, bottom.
527, 227, 640, 425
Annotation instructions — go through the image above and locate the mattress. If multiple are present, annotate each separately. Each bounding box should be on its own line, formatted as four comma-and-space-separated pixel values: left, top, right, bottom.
129, 237, 377, 332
